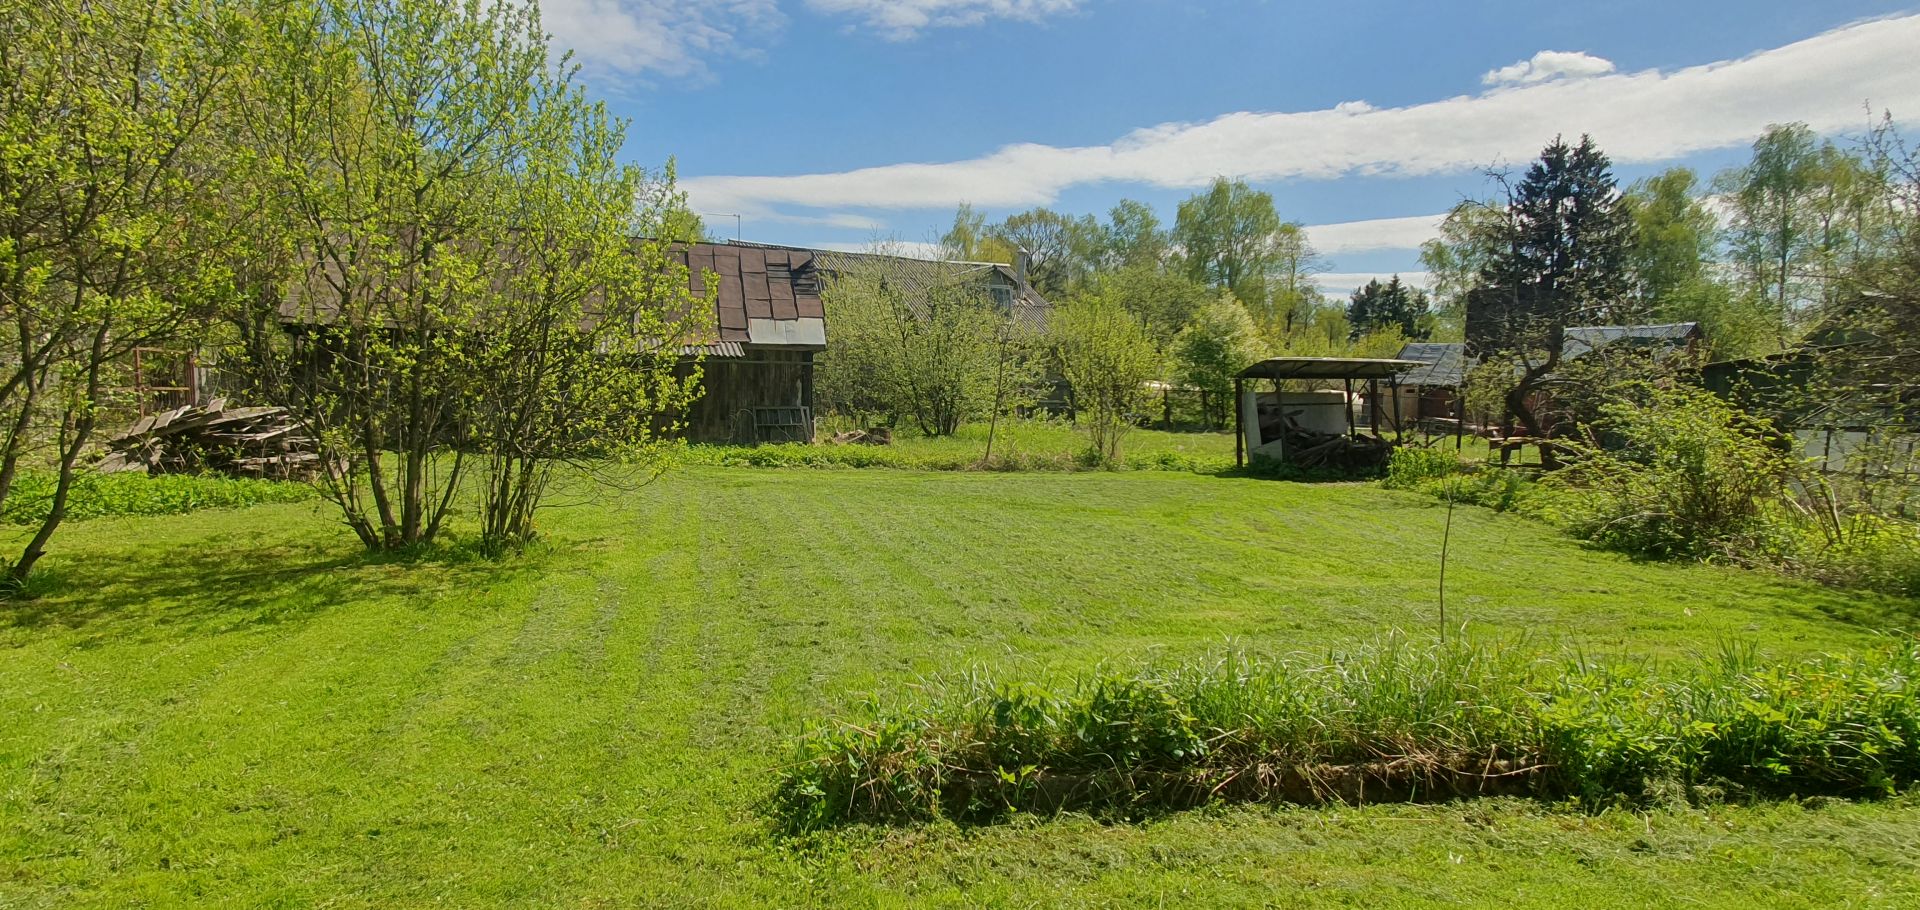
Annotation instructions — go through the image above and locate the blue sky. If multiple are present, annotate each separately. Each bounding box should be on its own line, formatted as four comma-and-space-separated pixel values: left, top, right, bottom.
549, 0, 1920, 295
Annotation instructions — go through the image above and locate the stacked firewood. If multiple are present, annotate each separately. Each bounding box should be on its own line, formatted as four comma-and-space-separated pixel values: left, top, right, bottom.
1257, 411, 1396, 471
98, 400, 324, 481
1279, 428, 1395, 470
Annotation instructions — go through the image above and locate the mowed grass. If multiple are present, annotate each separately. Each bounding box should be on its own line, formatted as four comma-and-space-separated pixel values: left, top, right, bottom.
2, 467, 1916, 908
830, 418, 1239, 462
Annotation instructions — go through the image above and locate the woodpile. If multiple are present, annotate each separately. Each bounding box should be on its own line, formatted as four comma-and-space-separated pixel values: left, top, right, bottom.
99, 399, 324, 480
828, 426, 893, 446
1258, 410, 1395, 471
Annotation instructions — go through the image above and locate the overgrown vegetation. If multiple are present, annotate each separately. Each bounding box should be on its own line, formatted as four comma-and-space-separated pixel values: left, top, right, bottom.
814, 263, 1041, 437
1050, 294, 1163, 464
0, 470, 312, 525
1552, 384, 1799, 560
220, 0, 703, 555
775, 636, 1920, 830
1382, 392, 1920, 597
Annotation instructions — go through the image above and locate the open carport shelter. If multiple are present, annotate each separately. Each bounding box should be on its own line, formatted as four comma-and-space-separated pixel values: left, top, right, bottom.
1233, 357, 1423, 469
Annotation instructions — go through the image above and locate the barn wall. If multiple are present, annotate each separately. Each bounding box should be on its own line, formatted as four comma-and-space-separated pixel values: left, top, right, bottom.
681, 348, 815, 444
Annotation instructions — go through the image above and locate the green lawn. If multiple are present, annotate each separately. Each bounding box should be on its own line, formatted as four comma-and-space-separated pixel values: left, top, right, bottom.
877, 420, 1238, 459
2, 468, 1915, 907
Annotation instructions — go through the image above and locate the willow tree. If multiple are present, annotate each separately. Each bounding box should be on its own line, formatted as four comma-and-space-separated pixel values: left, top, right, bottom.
227, 0, 701, 551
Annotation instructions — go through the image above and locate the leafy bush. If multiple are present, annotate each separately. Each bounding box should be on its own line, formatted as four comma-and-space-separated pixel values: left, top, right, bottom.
1799, 516, 1920, 597
773, 636, 1920, 829
2, 470, 314, 525
1381, 446, 1468, 490
1550, 383, 1799, 560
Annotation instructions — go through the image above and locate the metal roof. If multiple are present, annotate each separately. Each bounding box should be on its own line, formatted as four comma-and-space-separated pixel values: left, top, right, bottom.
1395, 342, 1468, 387
668, 241, 825, 348
1562, 322, 1700, 358
679, 341, 746, 358
1237, 357, 1425, 381
1393, 324, 1703, 389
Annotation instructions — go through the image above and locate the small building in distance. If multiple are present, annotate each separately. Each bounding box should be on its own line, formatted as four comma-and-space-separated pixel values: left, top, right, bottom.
1390, 322, 1704, 433
670, 241, 1051, 444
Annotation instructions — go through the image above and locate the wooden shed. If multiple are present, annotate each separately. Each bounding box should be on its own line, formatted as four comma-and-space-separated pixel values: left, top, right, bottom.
667, 242, 828, 444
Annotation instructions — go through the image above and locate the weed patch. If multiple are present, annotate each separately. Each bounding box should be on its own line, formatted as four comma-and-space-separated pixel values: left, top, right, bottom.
1, 469, 314, 525
773, 636, 1920, 829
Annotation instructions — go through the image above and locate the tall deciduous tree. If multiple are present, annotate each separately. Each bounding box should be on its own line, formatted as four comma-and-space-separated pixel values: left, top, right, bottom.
0, 0, 239, 585
940, 203, 1016, 264
227, 0, 699, 552
1420, 199, 1506, 339
990, 207, 1100, 298
1052, 293, 1160, 465
817, 262, 1036, 437
1625, 168, 1717, 310
1172, 295, 1262, 428
465, 141, 705, 551
1172, 178, 1325, 330
1085, 265, 1215, 351
1717, 123, 1889, 343
1101, 199, 1168, 270
1622, 167, 1774, 358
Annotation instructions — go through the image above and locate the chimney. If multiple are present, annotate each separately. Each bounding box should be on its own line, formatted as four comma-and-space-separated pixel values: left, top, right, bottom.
1015, 249, 1031, 287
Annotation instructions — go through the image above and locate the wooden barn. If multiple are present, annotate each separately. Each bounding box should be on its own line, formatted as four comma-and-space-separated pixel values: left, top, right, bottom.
666, 242, 828, 444
666, 240, 1052, 443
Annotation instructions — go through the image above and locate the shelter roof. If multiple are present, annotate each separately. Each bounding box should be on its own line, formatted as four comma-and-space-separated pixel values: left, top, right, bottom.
1236, 357, 1425, 381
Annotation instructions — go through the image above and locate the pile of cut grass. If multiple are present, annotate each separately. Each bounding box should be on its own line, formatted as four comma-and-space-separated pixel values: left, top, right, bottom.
774, 636, 1920, 830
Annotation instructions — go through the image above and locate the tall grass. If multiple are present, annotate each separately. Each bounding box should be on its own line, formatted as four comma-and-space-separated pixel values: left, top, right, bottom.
773, 636, 1920, 829
1, 469, 314, 525
682, 442, 1233, 474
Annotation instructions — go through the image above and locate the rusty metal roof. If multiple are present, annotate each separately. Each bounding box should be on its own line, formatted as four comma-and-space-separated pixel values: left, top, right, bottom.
668, 242, 826, 347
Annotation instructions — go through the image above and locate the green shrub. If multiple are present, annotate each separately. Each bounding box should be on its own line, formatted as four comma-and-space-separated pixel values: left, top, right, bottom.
1, 470, 314, 525
772, 636, 1920, 829
1382, 446, 1467, 490
1800, 517, 1920, 597
1551, 383, 1798, 560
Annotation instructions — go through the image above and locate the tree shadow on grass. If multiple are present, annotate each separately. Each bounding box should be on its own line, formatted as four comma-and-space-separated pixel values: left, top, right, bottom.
0, 528, 540, 648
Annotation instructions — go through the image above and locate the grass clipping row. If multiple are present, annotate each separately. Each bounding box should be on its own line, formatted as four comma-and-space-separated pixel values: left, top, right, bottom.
773, 636, 1920, 830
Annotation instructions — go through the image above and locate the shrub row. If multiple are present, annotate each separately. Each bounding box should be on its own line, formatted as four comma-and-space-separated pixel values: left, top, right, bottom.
1, 470, 315, 525
682, 443, 1233, 475
772, 636, 1920, 830
1380, 447, 1920, 597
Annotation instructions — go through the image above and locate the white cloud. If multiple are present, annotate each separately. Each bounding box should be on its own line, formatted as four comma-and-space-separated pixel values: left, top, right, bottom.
1306, 214, 1448, 256
685, 14, 1920, 217
542, 0, 782, 81
805, 0, 1082, 40
1317, 271, 1434, 298
1482, 50, 1616, 87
